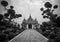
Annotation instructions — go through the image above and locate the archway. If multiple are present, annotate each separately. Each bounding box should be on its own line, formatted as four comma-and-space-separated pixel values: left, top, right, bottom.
28, 24, 32, 29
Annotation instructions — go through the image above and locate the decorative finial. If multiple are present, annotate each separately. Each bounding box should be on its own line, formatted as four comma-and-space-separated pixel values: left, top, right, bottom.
35, 18, 37, 21
29, 14, 32, 18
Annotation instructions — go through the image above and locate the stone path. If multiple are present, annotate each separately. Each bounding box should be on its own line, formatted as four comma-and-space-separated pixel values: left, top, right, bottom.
9, 29, 48, 42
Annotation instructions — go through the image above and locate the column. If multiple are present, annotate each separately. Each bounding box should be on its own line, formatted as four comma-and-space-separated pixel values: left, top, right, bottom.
32, 25, 34, 29
32, 25, 33, 29
27, 24, 28, 29
34, 25, 36, 29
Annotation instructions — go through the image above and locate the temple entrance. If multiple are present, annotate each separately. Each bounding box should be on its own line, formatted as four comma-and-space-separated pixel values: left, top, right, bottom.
22, 15, 39, 29
28, 24, 32, 29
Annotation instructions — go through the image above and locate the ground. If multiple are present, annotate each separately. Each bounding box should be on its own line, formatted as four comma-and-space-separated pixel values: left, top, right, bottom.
9, 29, 48, 42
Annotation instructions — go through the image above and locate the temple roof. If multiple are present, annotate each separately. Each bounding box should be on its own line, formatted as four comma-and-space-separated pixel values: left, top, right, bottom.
26, 15, 34, 22
22, 15, 38, 24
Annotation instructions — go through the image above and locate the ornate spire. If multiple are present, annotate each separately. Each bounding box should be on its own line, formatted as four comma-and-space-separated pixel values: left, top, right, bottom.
28, 14, 33, 21
35, 18, 38, 23
29, 14, 32, 18
35, 18, 37, 21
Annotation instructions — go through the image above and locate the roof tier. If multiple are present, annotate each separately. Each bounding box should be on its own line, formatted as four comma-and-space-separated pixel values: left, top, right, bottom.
22, 15, 38, 24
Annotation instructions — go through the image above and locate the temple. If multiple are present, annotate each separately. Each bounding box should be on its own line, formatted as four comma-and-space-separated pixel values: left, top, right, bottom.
21, 15, 40, 29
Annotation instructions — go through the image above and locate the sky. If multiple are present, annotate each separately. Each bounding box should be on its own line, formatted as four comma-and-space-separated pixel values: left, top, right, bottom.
0, 0, 60, 24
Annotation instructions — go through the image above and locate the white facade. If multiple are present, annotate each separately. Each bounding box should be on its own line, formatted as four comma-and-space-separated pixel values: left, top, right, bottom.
21, 15, 40, 29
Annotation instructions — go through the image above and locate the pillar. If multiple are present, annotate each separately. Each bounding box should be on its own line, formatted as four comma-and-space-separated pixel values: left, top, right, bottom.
27, 24, 28, 29
32, 25, 33, 29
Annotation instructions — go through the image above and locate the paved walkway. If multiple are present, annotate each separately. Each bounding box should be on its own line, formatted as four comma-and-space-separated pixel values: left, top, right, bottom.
9, 29, 48, 42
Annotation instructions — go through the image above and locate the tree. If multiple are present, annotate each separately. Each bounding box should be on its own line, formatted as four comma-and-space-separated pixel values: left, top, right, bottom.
40, 2, 58, 27
4, 6, 22, 22
0, 14, 3, 20
0, 1, 23, 41
1, 0, 8, 10
0, 33, 7, 42
53, 36, 60, 42
40, 2, 59, 40
40, 2, 58, 19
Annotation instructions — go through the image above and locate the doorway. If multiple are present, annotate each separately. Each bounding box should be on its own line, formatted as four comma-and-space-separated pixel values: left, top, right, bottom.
28, 24, 32, 29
